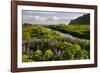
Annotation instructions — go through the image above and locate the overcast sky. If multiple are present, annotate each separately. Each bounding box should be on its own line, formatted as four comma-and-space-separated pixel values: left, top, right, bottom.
22, 10, 87, 25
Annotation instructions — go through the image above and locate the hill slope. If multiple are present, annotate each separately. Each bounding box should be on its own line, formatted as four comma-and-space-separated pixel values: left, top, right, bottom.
69, 14, 90, 25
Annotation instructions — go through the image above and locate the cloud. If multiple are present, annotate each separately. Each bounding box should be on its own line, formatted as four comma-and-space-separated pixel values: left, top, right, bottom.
49, 16, 72, 21
34, 16, 47, 21
22, 10, 87, 24
23, 10, 55, 15
23, 15, 47, 21
22, 15, 33, 20
52, 16, 60, 21
32, 11, 55, 15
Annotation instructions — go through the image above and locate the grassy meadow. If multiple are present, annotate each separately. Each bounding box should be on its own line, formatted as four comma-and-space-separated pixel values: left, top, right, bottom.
22, 23, 90, 62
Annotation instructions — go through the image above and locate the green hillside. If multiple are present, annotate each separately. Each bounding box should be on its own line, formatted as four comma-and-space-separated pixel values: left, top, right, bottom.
69, 14, 90, 25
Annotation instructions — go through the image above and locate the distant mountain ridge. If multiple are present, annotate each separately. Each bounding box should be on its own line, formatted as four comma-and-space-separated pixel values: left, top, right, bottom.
69, 14, 90, 25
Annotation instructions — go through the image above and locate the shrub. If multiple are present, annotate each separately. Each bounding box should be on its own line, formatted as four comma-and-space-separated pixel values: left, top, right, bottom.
54, 55, 63, 60
22, 55, 28, 62
44, 50, 54, 57
34, 49, 42, 56
74, 49, 89, 59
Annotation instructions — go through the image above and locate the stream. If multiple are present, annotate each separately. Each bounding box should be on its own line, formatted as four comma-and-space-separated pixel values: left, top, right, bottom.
48, 29, 87, 41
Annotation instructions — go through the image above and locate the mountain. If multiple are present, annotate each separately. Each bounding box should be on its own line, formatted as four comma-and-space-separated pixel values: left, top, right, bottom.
69, 14, 90, 25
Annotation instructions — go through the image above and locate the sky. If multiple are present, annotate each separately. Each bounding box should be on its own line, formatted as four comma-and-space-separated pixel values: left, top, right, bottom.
22, 10, 87, 25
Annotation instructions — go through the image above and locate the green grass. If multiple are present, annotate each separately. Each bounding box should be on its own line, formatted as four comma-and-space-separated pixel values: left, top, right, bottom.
22, 24, 64, 41
47, 24, 90, 39
22, 23, 90, 62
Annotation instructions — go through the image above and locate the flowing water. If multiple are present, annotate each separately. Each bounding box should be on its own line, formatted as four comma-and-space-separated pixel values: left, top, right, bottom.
48, 29, 87, 41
